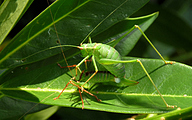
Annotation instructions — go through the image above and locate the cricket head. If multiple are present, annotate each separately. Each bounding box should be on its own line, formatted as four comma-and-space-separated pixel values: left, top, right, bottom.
78, 43, 101, 57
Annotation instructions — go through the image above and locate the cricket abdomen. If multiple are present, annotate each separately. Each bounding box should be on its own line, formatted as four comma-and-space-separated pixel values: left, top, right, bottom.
95, 44, 125, 78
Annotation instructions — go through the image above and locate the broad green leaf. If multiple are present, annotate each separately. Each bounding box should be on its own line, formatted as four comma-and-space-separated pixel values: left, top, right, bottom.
0, 0, 33, 45
1, 57, 192, 114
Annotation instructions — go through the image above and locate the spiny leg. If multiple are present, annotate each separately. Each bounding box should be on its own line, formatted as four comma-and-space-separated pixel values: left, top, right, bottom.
58, 55, 90, 79
53, 78, 75, 100
75, 55, 90, 74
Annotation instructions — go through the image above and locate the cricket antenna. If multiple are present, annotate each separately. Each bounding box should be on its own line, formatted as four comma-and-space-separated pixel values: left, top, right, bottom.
49, 45, 79, 49
19, 1, 74, 119
46, 0, 73, 76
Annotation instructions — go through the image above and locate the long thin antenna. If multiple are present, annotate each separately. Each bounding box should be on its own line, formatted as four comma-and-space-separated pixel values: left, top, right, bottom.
19, 1, 74, 119
47, 0, 73, 76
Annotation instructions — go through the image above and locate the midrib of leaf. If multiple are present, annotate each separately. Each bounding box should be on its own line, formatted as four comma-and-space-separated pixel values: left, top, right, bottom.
0, 87, 187, 98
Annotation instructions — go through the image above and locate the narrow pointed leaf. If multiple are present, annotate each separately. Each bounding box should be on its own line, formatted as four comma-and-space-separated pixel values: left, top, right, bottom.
0, 0, 33, 44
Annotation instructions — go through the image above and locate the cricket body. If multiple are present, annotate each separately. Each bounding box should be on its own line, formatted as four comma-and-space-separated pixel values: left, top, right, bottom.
55, 30, 177, 109
53, 24, 178, 109
79, 42, 138, 87
45, 0, 177, 110
66, 24, 177, 108
54, 42, 139, 109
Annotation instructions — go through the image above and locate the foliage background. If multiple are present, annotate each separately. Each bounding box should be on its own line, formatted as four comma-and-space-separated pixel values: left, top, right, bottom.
0, 0, 192, 119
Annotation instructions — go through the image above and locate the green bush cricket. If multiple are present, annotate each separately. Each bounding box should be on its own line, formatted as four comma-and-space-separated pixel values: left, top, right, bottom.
45, 0, 177, 109
52, 28, 177, 108
18, 0, 178, 118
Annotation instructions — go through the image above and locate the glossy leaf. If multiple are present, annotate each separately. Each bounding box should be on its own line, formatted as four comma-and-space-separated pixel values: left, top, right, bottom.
0, 0, 33, 45
1, 57, 192, 114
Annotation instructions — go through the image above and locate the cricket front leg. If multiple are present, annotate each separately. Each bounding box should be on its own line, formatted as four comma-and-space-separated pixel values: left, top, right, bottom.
81, 56, 98, 88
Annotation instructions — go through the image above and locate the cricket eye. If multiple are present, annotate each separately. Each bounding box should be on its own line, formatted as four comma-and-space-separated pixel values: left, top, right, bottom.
78, 47, 83, 50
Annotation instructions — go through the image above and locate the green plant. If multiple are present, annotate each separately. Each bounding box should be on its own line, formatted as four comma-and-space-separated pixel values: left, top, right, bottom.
0, 0, 192, 120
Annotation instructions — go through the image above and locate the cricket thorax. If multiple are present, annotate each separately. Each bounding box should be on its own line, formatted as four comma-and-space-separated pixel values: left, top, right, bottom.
79, 43, 102, 57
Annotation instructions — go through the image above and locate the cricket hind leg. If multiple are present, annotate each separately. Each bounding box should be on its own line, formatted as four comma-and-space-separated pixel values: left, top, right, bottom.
134, 25, 174, 65
136, 59, 177, 108
130, 25, 176, 107
99, 58, 177, 108
109, 24, 174, 64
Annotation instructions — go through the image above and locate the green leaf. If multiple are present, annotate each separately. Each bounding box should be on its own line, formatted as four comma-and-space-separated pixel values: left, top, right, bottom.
144, 106, 192, 120
0, 96, 50, 120
93, 12, 159, 56
0, 11, 160, 118
115, 12, 159, 56
25, 106, 59, 120
0, 0, 33, 45
1, 57, 192, 114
